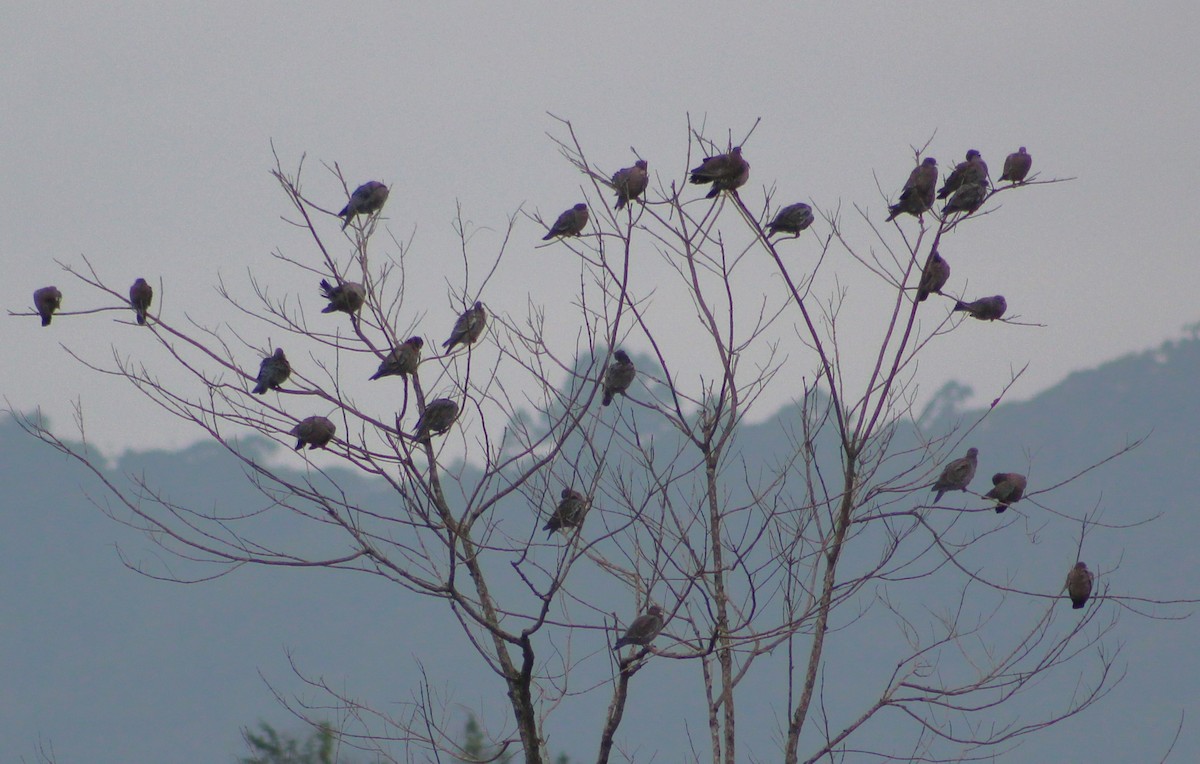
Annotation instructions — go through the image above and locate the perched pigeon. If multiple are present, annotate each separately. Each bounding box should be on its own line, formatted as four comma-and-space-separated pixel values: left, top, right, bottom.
370, 336, 424, 380
442, 301, 487, 351
601, 350, 636, 406
338, 181, 389, 230
1066, 561, 1094, 609
413, 397, 459, 441
942, 181, 988, 216
542, 203, 589, 240
886, 157, 938, 221
916, 250, 950, 302
129, 278, 153, 325
999, 147, 1033, 184
984, 472, 1027, 513
612, 160, 649, 210
689, 146, 750, 199
937, 150, 988, 199
252, 348, 291, 395
767, 203, 815, 236
290, 415, 336, 451
543, 488, 589, 536
931, 447, 978, 503
320, 279, 366, 316
33, 286, 62, 327
954, 295, 1007, 321
968, 152, 990, 188
614, 605, 665, 650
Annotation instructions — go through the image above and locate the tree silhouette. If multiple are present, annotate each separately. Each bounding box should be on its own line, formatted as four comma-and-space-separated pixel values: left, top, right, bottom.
12, 120, 1194, 763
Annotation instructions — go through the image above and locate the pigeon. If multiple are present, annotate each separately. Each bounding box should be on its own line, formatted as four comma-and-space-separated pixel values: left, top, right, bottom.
320, 279, 366, 316
953, 295, 1007, 321
937, 150, 988, 199
614, 605, 665, 650
767, 203, 815, 236
689, 146, 750, 199
967, 152, 990, 188
543, 488, 589, 536
413, 397, 460, 441
290, 416, 336, 451
1066, 561, 1094, 609
542, 203, 589, 240
601, 350, 636, 406
33, 286, 62, 327
942, 181, 988, 216
338, 181, 389, 230
916, 250, 950, 302
370, 336, 424, 380
129, 278, 153, 325
984, 472, 1027, 513
886, 157, 938, 221
442, 301, 487, 351
252, 348, 291, 395
999, 147, 1033, 184
931, 447, 978, 503
612, 160, 649, 210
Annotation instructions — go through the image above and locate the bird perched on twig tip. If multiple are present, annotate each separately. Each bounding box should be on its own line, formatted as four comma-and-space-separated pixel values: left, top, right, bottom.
129, 278, 153, 325
252, 348, 291, 395
931, 447, 978, 503
614, 605, 664, 650
689, 146, 749, 199
33, 286, 62, 327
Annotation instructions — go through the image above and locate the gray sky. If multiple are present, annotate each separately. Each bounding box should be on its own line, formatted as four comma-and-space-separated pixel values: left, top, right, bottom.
4, 2, 1198, 457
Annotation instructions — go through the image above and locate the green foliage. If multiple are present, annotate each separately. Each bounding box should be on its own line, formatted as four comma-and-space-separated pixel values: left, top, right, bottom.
454, 715, 512, 763
454, 714, 567, 764
239, 722, 336, 764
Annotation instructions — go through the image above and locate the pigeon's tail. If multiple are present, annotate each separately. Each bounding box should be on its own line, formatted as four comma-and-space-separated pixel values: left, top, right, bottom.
252, 382, 268, 395
41, 314, 52, 327
136, 310, 147, 325
1072, 601, 1085, 610
994, 503, 1008, 514
294, 439, 305, 451
321, 305, 337, 313
886, 205, 901, 222
936, 187, 951, 200
442, 338, 455, 350
613, 637, 631, 650
917, 289, 930, 303
705, 187, 720, 199
602, 391, 614, 407
932, 489, 945, 503
615, 197, 626, 211
953, 301, 969, 312
369, 370, 384, 381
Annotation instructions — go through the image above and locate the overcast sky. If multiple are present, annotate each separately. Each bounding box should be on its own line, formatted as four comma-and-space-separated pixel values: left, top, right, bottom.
4, 2, 1198, 458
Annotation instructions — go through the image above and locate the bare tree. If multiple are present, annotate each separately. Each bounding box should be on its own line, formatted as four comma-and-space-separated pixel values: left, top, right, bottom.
12, 121, 1194, 764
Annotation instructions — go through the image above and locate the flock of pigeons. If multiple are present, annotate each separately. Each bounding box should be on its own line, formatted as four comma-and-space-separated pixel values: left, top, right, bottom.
25, 142, 1087, 649
931, 446, 1092, 608
897, 148, 1092, 610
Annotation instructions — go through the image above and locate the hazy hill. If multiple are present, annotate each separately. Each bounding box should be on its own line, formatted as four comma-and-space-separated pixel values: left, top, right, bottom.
3, 333, 1198, 762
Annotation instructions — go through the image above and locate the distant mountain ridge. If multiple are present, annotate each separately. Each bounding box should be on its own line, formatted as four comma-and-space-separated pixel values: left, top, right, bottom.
3, 332, 1198, 763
